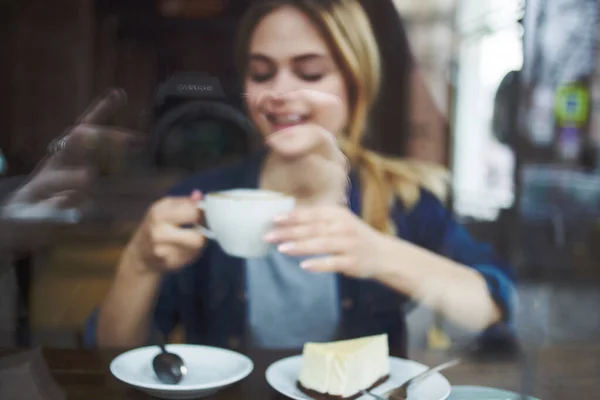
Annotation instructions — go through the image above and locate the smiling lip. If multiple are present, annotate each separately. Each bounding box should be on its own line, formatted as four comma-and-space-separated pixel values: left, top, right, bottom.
265, 113, 309, 131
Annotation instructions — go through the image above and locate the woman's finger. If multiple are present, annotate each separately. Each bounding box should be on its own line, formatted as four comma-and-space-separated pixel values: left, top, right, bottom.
274, 206, 342, 226
277, 236, 349, 257
153, 197, 202, 226
154, 242, 204, 270
294, 89, 345, 134
266, 123, 339, 162
153, 224, 206, 249
265, 220, 347, 243
299, 255, 355, 273
265, 124, 320, 160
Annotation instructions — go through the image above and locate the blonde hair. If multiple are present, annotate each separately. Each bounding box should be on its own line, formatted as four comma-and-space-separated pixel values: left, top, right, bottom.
236, 0, 449, 233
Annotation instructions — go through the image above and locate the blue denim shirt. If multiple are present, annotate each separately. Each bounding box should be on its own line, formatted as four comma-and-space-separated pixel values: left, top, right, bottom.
84, 152, 516, 356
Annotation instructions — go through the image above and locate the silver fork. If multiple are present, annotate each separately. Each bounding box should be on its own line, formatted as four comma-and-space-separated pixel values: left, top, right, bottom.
361, 358, 460, 400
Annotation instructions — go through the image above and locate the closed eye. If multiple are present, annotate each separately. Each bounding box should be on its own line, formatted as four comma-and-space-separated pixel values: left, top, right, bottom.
250, 73, 274, 83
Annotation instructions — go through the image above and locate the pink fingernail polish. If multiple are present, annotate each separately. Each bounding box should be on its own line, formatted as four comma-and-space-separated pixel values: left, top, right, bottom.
264, 232, 278, 242
300, 260, 314, 270
274, 214, 289, 222
278, 242, 294, 252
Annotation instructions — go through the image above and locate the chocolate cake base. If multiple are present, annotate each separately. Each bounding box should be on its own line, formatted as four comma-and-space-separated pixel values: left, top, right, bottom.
296, 374, 390, 400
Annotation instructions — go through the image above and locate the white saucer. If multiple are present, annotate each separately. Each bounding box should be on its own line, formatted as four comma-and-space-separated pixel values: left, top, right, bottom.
266, 355, 451, 400
110, 344, 253, 399
449, 386, 540, 400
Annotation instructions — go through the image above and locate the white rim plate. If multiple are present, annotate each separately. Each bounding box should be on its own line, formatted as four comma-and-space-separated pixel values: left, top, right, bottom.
110, 344, 253, 392
449, 385, 541, 400
266, 355, 451, 400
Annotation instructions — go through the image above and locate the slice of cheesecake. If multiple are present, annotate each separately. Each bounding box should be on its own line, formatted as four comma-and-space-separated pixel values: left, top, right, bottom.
297, 334, 390, 400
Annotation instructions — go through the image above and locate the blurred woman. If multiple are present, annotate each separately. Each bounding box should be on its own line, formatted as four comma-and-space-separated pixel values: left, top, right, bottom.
89, 0, 515, 354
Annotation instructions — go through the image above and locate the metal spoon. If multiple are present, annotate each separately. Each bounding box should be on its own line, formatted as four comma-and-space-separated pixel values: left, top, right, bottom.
152, 341, 187, 385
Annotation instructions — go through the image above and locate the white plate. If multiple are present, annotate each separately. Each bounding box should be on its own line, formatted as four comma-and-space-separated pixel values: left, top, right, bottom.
449, 386, 540, 400
266, 355, 451, 400
110, 344, 254, 399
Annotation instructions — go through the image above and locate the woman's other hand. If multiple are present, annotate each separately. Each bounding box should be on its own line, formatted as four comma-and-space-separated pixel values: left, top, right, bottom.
126, 190, 207, 274
264, 205, 387, 278
258, 90, 349, 205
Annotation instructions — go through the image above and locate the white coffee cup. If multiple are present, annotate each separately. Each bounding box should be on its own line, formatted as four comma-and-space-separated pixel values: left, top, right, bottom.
197, 189, 296, 258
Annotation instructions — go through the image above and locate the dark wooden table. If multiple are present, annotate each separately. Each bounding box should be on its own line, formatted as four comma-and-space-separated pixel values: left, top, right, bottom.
2, 344, 600, 399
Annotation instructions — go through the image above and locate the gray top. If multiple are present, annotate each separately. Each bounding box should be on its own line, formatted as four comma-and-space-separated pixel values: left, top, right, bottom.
245, 251, 340, 349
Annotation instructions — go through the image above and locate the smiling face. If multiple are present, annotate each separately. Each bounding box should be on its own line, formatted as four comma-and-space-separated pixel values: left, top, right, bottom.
243, 6, 349, 139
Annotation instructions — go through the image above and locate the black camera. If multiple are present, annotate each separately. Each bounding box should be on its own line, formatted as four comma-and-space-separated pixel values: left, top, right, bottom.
152, 72, 259, 172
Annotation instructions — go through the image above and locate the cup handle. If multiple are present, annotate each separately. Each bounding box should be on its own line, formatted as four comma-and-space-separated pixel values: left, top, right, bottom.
196, 200, 216, 239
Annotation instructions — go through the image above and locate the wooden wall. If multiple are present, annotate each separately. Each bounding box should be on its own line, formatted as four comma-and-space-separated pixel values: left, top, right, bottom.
0, 0, 237, 174
1, 0, 95, 174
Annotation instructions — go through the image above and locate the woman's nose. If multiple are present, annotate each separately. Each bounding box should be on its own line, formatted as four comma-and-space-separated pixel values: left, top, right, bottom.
269, 70, 300, 96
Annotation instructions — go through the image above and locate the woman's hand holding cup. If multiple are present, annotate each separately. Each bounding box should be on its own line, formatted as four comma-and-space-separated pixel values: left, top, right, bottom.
126, 190, 207, 274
